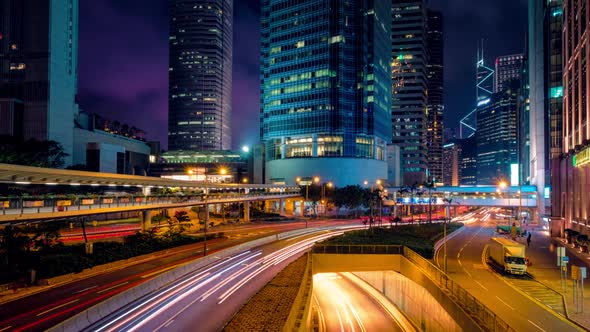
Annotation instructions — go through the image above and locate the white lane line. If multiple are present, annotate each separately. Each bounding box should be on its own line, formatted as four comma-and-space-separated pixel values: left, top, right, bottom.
528, 320, 546, 332
164, 319, 174, 328
495, 296, 515, 310
465, 270, 472, 278
97, 281, 129, 294
74, 285, 97, 294
36, 299, 79, 316
0, 326, 12, 332
475, 280, 488, 291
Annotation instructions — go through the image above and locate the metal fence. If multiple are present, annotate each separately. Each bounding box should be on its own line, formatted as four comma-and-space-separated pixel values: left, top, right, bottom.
402, 247, 516, 332
311, 244, 404, 255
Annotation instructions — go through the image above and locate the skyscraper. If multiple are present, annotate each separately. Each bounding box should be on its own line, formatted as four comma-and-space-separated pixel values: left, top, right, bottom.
426, 9, 444, 184
476, 88, 518, 185
442, 142, 460, 186
495, 54, 525, 93
459, 44, 494, 139
168, 0, 233, 151
529, 0, 564, 220
0, 0, 79, 164
260, 0, 392, 186
552, 0, 589, 236
392, 0, 429, 185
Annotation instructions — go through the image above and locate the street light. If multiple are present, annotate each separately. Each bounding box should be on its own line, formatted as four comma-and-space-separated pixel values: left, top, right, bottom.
296, 176, 318, 227
321, 181, 333, 217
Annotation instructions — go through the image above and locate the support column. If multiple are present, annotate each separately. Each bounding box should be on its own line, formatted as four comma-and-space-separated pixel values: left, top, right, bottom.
142, 186, 151, 196
141, 210, 152, 231
280, 198, 285, 215
244, 201, 250, 222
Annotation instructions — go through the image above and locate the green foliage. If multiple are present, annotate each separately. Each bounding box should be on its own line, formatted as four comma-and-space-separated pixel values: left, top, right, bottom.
319, 223, 463, 258
0, 135, 67, 168
332, 185, 365, 210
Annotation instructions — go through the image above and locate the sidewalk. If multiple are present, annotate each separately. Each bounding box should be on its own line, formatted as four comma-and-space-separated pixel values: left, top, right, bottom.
521, 229, 590, 329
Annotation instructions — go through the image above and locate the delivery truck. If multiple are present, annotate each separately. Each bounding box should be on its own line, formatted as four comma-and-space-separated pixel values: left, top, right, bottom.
488, 237, 527, 275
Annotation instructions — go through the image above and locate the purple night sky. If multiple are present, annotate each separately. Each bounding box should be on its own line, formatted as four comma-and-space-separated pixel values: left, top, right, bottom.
78, 0, 526, 150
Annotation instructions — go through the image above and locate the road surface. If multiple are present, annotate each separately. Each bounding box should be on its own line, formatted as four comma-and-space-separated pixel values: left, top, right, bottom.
0, 220, 359, 331
436, 208, 582, 332
313, 272, 414, 332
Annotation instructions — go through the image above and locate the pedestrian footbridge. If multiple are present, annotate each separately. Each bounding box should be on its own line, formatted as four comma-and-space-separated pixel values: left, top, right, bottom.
385, 185, 539, 208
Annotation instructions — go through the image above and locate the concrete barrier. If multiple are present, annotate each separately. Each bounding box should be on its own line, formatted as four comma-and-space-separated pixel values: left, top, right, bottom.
48, 228, 312, 332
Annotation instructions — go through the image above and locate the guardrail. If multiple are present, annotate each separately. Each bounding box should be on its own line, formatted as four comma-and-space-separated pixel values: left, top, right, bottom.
283, 252, 313, 332
310, 244, 515, 332
311, 244, 403, 255
402, 247, 515, 332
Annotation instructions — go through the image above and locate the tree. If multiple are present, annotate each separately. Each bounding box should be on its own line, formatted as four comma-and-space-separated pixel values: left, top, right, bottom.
0, 136, 67, 168
332, 185, 365, 217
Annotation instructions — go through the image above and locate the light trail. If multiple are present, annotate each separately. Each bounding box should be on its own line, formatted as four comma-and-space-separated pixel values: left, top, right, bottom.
87, 228, 350, 332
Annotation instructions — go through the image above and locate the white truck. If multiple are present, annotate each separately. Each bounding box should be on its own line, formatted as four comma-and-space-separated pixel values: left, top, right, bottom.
488, 237, 527, 275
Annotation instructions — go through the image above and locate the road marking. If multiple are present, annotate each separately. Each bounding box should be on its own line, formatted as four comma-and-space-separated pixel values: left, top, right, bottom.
97, 281, 129, 294
528, 320, 546, 332
464, 269, 472, 278
496, 296, 515, 310
475, 280, 488, 291
458, 260, 462, 267
164, 319, 174, 328
74, 285, 98, 294
36, 299, 79, 316
0, 326, 12, 332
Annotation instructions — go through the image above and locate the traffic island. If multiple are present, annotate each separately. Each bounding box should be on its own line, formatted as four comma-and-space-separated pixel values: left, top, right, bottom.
222, 254, 308, 332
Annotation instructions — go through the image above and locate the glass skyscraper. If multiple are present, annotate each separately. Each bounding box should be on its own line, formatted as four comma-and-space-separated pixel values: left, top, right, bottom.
260, 0, 391, 186
168, 0, 233, 151
0, 0, 79, 165
426, 9, 444, 184
476, 89, 518, 185
391, 0, 429, 185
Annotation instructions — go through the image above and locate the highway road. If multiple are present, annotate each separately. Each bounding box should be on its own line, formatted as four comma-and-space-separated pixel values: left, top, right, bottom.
313, 272, 415, 332
81, 226, 361, 332
0, 220, 359, 331
436, 208, 583, 332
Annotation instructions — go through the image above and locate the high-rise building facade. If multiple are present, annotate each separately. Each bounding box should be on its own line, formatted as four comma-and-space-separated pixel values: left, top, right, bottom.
0, 0, 79, 164
459, 136, 477, 185
392, 0, 429, 185
476, 89, 518, 185
168, 0, 233, 151
442, 141, 460, 186
426, 9, 444, 184
552, 0, 589, 236
495, 54, 525, 93
529, 0, 564, 220
260, 0, 392, 186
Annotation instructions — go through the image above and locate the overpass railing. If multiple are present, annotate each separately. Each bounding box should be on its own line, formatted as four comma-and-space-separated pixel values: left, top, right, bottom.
0, 191, 300, 216
311, 244, 515, 332
402, 247, 515, 332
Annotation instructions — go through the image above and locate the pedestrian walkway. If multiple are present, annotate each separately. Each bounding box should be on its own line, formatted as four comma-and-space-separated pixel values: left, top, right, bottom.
518, 229, 590, 329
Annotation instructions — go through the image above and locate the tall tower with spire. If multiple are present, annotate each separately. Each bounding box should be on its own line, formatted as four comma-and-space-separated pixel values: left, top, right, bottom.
460, 40, 495, 138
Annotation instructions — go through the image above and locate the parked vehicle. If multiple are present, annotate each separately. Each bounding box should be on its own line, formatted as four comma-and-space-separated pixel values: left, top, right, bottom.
488, 237, 527, 275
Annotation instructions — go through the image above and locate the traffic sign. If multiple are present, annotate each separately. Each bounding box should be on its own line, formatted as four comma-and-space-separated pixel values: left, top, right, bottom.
573, 266, 580, 280
581, 267, 587, 279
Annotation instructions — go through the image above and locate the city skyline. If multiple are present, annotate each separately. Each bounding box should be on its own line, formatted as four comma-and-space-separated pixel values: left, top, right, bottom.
77, 0, 527, 149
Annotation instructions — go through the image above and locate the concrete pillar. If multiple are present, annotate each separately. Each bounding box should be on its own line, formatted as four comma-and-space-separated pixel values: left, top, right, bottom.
142, 186, 151, 196
312, 133, 318, 157
280, 198, 285, 215
244, 201, 250, 222
141, 210, 152, 231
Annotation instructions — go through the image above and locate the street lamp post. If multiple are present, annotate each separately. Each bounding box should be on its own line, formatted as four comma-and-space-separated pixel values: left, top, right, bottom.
297, 176, 319, 228
442, 197, 453, 276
